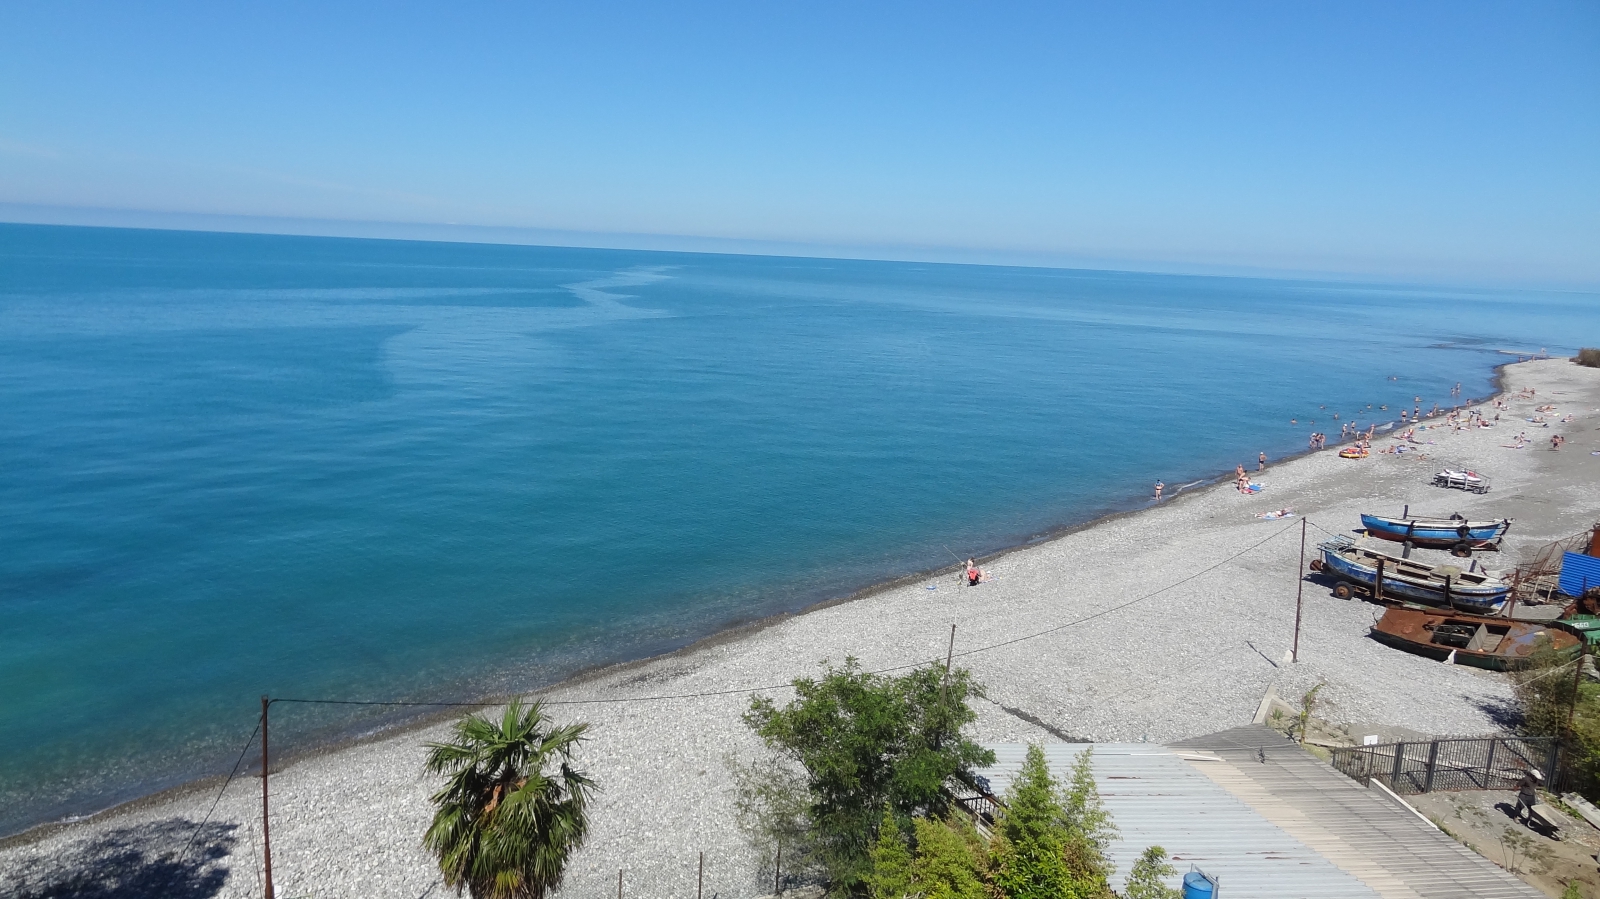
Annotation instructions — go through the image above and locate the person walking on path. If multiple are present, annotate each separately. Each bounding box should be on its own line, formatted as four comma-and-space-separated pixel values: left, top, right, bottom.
1514, 769, 1542, 823
1258, 452, 1267, 472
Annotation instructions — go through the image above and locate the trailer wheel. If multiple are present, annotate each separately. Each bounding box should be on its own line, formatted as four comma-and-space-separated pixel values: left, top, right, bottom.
1451, 542, 1473, 558
1333, 583, 1354, 600
1309, 559, 1324, 572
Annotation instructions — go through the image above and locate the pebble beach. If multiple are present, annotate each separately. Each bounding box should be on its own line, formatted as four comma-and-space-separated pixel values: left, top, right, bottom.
5, 356, 1599, 899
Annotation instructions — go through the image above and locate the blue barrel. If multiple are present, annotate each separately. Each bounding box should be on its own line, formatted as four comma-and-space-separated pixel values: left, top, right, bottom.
1182, 871, 1215, 899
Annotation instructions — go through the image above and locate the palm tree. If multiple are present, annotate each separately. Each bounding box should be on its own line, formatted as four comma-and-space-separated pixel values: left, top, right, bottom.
423, 700, 597, 899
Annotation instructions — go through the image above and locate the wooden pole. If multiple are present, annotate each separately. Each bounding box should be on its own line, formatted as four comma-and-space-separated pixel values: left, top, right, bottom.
1293, 518, 1306, 663
617, 868, 623, 899
698, 851, 704, 899
1375, 558, 1385, 604
939, 625, 956, 711
261, 696, 275, 899
1570, 644, 1586, 736
775, 842, 782, 896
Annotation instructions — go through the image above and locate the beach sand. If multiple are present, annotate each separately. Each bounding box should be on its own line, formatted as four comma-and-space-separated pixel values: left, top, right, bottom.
5, 357, 1599, 898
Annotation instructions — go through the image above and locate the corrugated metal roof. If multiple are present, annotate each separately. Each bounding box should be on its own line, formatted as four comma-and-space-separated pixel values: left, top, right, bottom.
977, 743, 1384, 899
1171, 727, 1545, 899
976, 734, 1544, 899
1561, 551, 1600, 598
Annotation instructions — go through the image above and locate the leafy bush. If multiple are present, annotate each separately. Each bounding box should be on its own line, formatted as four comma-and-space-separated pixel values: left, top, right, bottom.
1575, 348, 1600, 368
910, 816, 988, 899
1122, 846, 1181, 899
739, 658, 994, 892
1511, 637, 1579, 739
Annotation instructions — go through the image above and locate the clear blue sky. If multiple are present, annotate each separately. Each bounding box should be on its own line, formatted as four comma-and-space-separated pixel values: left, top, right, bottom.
2, 2, 1597, 284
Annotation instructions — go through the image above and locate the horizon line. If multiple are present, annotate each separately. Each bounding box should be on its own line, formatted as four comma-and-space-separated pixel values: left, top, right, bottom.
3, 202, 1596, 295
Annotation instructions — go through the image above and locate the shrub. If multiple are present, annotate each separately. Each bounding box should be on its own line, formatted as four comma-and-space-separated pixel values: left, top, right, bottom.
990, 745, 1116, 899
866, 810, 915, 899
910, 816, 987, 899
1122, 846, 1181, 899
1575, 348, 1600, 368
740, 658, 994, 892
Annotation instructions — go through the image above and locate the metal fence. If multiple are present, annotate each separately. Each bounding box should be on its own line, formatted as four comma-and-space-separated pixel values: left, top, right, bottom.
1330, 735, 1564, 795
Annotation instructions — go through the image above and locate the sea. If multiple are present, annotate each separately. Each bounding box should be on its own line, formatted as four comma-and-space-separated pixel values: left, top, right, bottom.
0, 221, 1593, 836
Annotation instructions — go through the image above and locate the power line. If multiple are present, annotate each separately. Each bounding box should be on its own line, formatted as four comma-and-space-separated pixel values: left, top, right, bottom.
275, 519, 1300, 709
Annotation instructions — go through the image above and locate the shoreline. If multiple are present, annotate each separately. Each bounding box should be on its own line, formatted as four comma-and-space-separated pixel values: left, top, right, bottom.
0, 361, 1523, 847
6, 356, 1597, 898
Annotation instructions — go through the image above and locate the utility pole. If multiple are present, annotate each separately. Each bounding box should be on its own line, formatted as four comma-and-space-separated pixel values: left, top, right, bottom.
1293, 518, 1306, 663
261, 695, 275, 899
1570, 644, 1587, 735
939, 625, 956, 706
937, 625, 956, 747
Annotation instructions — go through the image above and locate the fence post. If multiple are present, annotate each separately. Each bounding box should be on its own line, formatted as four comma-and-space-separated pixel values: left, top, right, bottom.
1390, 741, 1406, 788
1485, 739, 1498, 789
775, 842, 782, 896
1546, 740, 1561, 789
617, 868, 623, 899
1423, 740, 1440, 793
698, 851, 704, 899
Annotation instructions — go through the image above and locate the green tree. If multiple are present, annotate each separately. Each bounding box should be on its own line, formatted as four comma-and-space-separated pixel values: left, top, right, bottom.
990, 744, 1073, 899
1062, 747, 1117, 874
743, 658, 994, 892
423, 700, 596, 899
991, 745, 1116, 899
1122, 846, 1180, 899
911, 816, 987, 899
867, 810, 915, 899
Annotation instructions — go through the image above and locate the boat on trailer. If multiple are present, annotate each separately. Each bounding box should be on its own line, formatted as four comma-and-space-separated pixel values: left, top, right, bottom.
1312, 535, 1510, 614
1359, 512, 1511, 555
1370, 607, 1579, 671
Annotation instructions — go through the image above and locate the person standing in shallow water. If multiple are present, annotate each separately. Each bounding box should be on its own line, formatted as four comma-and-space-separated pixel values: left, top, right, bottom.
1154, 480, 1164, 501
1258, 452, 1267, 472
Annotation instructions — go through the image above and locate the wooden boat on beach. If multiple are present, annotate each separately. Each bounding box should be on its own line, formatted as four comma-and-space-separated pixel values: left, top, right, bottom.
1359, 512, 1511, 555
1312, 535, 1509, 614
1370, 607, 1579, 671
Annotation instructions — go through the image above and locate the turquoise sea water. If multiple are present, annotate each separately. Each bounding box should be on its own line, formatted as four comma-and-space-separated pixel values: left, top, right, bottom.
0, 223, 1593, 835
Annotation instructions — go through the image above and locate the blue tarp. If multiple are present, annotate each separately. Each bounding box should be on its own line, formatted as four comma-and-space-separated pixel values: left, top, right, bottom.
1561, 552, 1600, 597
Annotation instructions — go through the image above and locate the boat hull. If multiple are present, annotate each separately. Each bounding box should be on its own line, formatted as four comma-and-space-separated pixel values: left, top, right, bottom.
1359, 513, 1510, 548
1318, 543, 1508, 614
1370, 608, 1579, 671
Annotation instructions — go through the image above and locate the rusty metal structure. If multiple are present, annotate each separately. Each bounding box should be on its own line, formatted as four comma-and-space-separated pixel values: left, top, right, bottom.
1509, 522, 1600, 608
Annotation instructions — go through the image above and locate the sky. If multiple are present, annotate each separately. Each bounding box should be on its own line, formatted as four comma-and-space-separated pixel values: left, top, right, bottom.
1, 1, 1597, 285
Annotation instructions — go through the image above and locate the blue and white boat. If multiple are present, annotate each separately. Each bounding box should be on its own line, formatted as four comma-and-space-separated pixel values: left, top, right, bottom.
1359, 512, 1511, 553
1313, 536, 1509, 614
